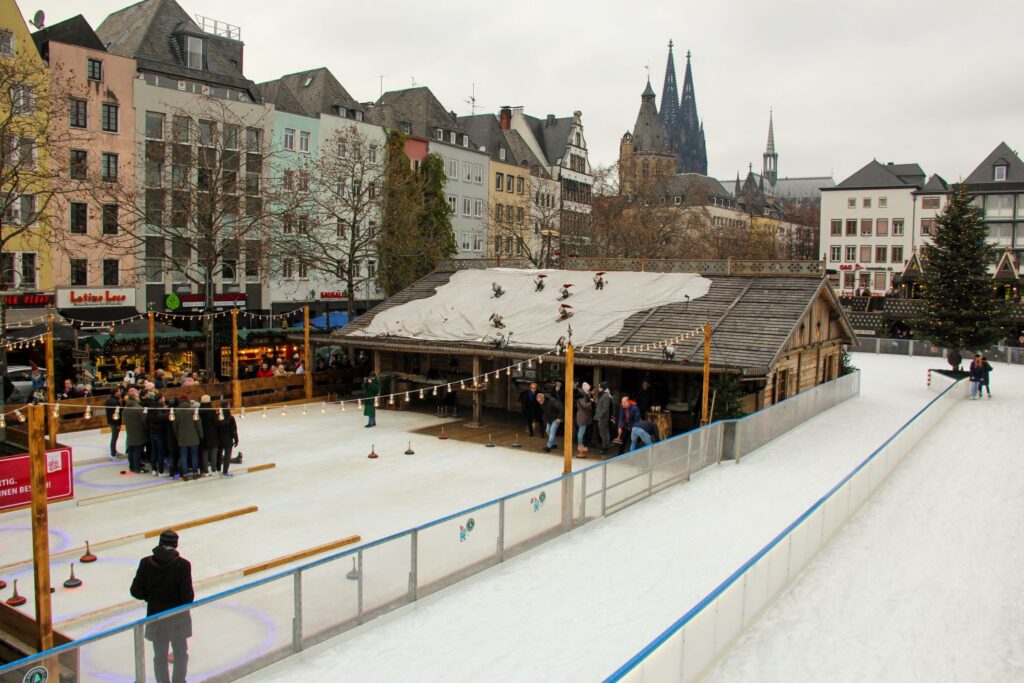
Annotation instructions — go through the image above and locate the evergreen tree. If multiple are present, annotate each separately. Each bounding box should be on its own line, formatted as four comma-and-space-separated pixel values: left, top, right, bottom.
710, 373, 745, 419
378, 131, 422, 296
839, 346, 856, 376
913, 186, 1007, 369
417, 153, 457, 266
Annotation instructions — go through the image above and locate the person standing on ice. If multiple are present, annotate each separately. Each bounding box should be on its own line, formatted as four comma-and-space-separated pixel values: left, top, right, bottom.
594, 382, 613, 455
575, 382, 594, 457
979, 356, 993, 398
536, 392, 563, 453
130, 529, 193, 683
105, 387, 124, 458
362, 374, 380, 427
616, 395, 640, 452
519, 382, 542, 437
968, 354, 984, 400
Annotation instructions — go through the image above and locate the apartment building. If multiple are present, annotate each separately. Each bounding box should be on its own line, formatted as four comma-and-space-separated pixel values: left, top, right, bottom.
963, 142, 1024, 264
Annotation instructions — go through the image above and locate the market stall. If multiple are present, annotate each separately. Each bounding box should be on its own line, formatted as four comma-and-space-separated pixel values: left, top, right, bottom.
83, 319, 201, 385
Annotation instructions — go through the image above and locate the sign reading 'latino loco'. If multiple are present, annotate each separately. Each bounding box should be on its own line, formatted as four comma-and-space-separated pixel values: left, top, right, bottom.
56, 287, 137, 308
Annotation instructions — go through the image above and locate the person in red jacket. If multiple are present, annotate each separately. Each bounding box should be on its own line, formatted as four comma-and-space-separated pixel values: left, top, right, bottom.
255, 362, 274, 379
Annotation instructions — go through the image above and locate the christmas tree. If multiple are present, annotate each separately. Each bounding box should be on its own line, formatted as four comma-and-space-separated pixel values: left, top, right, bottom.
913, 186, 1007, 370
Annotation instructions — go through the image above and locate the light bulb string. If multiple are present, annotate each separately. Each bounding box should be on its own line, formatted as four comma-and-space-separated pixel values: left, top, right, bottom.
1, 305, 311, 332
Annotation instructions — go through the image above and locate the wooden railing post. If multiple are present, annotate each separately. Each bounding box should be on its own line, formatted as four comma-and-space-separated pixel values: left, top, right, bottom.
28, 404, 53, 652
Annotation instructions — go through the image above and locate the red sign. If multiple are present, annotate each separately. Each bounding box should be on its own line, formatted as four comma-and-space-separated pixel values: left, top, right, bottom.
2, 292, 54, 307
838, 264, 863, 271
319, 291, 348, 300
0, 448, 74, 511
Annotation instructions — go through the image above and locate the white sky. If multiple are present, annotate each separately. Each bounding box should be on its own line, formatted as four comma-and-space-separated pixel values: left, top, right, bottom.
23, 0, 1024, 183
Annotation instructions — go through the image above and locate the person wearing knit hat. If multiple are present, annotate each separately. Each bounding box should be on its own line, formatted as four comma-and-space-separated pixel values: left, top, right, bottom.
198, 395, 218, 475
594, 381, 613, 456
131, 529, 193, 683
575, 382, 595, 457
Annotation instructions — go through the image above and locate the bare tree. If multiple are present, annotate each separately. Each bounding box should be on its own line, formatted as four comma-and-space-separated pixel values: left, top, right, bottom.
87, 97, 304, 373
291, 125, 384, 319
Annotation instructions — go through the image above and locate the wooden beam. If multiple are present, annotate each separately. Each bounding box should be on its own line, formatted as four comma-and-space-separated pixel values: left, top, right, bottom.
700, 323, 711, 426
303, 305, 312, 400
471, 356, 482, 427
27, 404, 53, 652
563, 344, 574, 475
142, 506, 258, 538
246, 463, 276, 473
45, 316, 57, 445
241, 535, 361, 576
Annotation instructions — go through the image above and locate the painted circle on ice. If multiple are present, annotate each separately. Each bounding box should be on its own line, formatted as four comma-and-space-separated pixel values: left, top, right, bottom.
466, 518, 475, 532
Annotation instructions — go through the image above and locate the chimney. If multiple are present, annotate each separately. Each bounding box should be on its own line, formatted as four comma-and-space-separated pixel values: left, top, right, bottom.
499, 105, 512, 130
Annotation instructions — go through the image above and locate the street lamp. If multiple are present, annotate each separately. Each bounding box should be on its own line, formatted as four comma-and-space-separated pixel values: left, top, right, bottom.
539, 229, 560, 269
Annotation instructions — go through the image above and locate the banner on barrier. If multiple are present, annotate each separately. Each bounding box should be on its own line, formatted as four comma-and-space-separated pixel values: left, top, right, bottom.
0, 448, 74, 511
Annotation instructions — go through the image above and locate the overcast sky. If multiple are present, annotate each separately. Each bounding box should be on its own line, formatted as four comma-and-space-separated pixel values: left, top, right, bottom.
24, 0, 1024, 183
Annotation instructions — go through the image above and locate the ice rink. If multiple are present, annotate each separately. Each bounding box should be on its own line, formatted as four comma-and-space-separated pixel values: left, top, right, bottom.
244, 353, 955, 682
703, 361, 1024, 683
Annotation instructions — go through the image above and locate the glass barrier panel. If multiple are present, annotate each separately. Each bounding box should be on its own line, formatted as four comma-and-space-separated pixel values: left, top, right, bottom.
361, 535, 413, 618
786, 520, 809, 581
765, 537, 790, 601
604, 450, 652, 514
581, 464, 604, 520
742, 556, 770, 628
416, 501, 501, 598
639, 629, 683, 683
503, 481, 564, 559
38, 626, 135, 683
714, 579, 744, 652
301, 552, 360, 645
1011, 347, 1024, 365
650, 437, 690, 493
913, 341, 943, 357
679, 605, 715, 682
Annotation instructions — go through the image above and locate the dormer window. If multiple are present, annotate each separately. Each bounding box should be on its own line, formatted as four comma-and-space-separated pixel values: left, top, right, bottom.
994, 164, 1008, 181
185, 36, 205, 70
498, 147, 506, 161
303, 76, 314, 87
449, 131, 456, 144
462, 134, 469, 148
435, 128, 443, 141
336, 106, 346, 118
354, 111, 363, 122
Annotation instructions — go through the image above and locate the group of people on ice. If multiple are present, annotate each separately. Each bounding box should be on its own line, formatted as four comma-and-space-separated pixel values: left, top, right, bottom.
968, 354, 993, 400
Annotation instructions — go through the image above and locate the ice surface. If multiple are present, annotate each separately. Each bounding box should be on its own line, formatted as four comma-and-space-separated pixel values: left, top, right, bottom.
703, 361, 1024, 683
349, 268, 711, 348
243, 354, 949, 683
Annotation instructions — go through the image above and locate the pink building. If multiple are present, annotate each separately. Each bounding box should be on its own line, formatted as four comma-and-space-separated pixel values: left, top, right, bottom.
33, 15, 137, 294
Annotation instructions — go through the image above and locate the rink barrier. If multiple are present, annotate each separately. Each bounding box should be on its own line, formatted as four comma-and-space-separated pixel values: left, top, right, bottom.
603, 376, 968, 683
0, 372, 863, 682
851, 338, 1024, 366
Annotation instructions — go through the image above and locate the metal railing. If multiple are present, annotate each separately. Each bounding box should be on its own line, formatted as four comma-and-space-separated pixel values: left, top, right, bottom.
0, 374, 860, 682
851, 338, 1024, 366
604, 376, 967, 683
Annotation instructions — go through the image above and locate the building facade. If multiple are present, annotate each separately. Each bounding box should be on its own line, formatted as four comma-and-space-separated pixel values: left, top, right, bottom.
962, 142, 1024, 264
618, 80, 676, 197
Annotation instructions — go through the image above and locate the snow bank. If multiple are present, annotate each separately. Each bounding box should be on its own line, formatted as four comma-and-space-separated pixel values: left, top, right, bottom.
349, 268, 711, 348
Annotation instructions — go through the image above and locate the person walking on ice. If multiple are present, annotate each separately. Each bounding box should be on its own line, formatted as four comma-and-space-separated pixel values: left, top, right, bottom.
968, 354, 984, 400
130, 529, 194, 683
979, 355, 993, 398
362, 374, 380, 427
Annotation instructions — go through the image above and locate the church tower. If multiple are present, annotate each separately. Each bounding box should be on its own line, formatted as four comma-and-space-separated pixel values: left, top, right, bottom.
659, 41, 680, 145
619, 79, 676, 196
658, 43, 708, 176
762, 109, 778, 187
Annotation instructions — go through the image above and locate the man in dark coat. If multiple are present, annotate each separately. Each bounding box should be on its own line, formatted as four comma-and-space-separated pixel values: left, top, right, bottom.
123, 390, 148, 473
198, 395, 219, 475
536, 392, 563, 453
130, 529, 193, 683
636, 380, 654, 418
173, 397, 202, 477
104, 387, 124, 458
630, 418, 661, 451
518, 382, 542, 437
594, 381, 613, 455
214, 403, 239, 477
147, 396, 171, 476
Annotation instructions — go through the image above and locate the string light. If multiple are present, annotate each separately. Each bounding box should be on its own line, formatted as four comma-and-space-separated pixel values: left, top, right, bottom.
15, 409, 25, 423
0, 414, 4, 428
432, 387, 438, 396
240, 406, 246, 419
301, 406, 307, 415
113, 407, 120, 421
169, 408, 175, 422
404, 392, 411, 402
52, 404, 60, 419
192, 408, 199, 421
321, 402, 326, 414
218, 407, 224, 421
281, 405, 288, 416
419, 389, 425, 399
85, 405, 92, 419
342, 401, 347, 412
262, 407, 268, 419
373, 397, 379, 408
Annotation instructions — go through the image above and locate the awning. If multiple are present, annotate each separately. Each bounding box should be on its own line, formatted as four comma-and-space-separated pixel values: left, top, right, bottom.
83, 330, 202, 350
234, 328, 290, 342
290, 312, 350, 329
58, 306, 142, 326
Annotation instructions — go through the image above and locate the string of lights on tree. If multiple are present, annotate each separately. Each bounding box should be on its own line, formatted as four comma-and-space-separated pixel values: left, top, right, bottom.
0, 324, 710, 428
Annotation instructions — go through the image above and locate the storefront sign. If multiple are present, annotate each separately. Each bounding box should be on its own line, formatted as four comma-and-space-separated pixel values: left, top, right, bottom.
2, 292, 54, 307
319, 291, 348, 300
0, 448, 74, 512
165, 292, 181, 310
56, 287, 136, 308
176, 293, 248, 309
838, 264, 863, 271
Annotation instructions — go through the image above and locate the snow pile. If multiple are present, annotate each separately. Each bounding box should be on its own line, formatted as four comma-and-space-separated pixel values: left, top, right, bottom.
350, 269, 711, 348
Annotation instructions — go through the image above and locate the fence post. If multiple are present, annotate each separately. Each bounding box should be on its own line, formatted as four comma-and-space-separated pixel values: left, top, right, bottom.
647, 447, 654, 497
409, 530, 419, 602
356, 550, 364, 624
600, 463, 608, 516
909, 340, 914, 357
497, 499, 506, 563
875, 337, 880, 353
292, 570, 303, 652
133, 623, 146, 683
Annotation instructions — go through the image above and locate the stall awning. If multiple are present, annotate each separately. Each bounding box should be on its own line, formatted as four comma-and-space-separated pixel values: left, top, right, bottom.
290, 312, 349, 330
234, 328, 290, 341
83, 330, 202, 350
58, 306, 142, 326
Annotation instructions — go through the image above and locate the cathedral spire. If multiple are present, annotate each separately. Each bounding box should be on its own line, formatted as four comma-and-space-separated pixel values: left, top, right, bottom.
763, 108, 778, 186
766, 108, 776, 154
680, 50, 698, 130
659, 40, 680, 141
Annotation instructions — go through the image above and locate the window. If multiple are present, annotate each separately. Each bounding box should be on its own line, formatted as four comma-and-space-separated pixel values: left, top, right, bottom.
473, 233, 483, 251
282, 257, 294, 278
473, 164, 482, 183
222, 124, 239, 150
70, 202, 87, 234
102, 204, 118, 235
69, 99, 87, 128
297, 215, 308, 234
879, 197, 887, 208
69, 259, 87, 286
829, 245, 841, 261
462, 134, 469, 148
87, 58, 102, 81
185, 36, 205, 69
198, 119, 214, 146
222, 243, 238, 282
246, 127, 261, 151
173, 115, 190, 143
985, 194, 1014, 218
860, 218, 872, 236
505, 174, 513, 192
435, 128, 443, 141
863, 197, 872, 208
245, 240, 260, 279
102, 259, 119, 286
494, 235, 501, 254
842, 271, 855, 289
446, 158, 458, 178
70, 149, 87, 179
461, 231, 470, 251
859, 245, 872, 263
11, 85, 34, 114
517, 176, 524, 194
830, 219, 842, 236
498, 147, 506, 162
299, 131, 310, 153
875, 218, 888, 236
893, 218, 904, 236
366, 259, 377, 278
298, 258, 309, 279
449, 131, 456, 144
145, 159, 162, 187
847, 197, 856, 209
845, 219, 856, 236
516, 207, 524, 223
283, 213, 293, 234
875, 246, 887, 263
845, 246, 856, 262
447, 195, 457, 213
495, 172, 504, 190
144, 111, 164, 139
145, 236, 164, 282
891, 245, 904, 263
463, 162, 472, 182
101, 153, 118, 181
474, 199, 483, 217
921, 196, 940, 210
101, 103, 118, 132
284, 128, 295, 150
283, 170, 294, 191
298, 172, 310, 192
0, 30, 13, 57
921, 218, 934, 236
368, 144, 378, 163
20, 253, 36, 287
994, 164, 1008, 181
462, 197, 471, 216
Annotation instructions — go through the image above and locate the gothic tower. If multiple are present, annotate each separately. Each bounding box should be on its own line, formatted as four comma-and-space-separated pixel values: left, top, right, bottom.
762, 109, 778, 187
658, 44, 708, 176
619, 79, 676, 195
659, 40, 680, 145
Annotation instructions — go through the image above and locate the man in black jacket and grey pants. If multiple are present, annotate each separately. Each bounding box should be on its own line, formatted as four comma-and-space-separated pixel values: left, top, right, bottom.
130, 529, 194, 683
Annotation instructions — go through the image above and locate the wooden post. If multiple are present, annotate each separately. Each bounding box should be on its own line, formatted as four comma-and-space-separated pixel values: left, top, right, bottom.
471, 355, 482, 427
45, 315, 57, 445
28, 404, 53, 652
303, 306, 312, 400
700, 322, 711, 426
563, 343, 574, 475
231, 308, 241, 409
147, 311, 155, 380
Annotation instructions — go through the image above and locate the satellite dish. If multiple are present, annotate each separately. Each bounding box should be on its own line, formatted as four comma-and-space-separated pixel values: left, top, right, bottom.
31, 9, 45, 29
